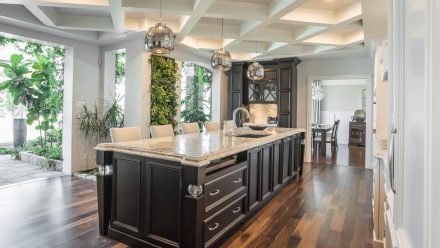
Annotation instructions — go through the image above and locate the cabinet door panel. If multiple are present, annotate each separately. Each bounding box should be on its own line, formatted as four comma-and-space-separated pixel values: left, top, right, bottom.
261, 144, 271, 200
281, 138, 292, 183
272, 141, 281, 191
278, 114, 291, 128
111, 155, 142, 237
279, 68, 291, 90
144, 161, 182, 246
247, 148, 261, 211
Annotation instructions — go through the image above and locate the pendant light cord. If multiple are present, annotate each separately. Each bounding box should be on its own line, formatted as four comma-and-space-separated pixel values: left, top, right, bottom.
255, 40, 258, 62
160, 0, 162, 23
221, 18, 224, 48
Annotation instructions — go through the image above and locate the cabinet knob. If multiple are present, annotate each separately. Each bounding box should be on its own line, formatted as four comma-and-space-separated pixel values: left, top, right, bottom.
208, 222, 220, 231
233, 178, 242, 183
209, 189, 220, 196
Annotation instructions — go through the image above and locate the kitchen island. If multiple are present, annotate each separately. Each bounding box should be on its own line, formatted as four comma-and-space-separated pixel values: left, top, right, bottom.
95, 128, 305, 248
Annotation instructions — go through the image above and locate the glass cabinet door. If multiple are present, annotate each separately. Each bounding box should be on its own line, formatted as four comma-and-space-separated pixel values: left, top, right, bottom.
263, 83, 277, 101
249, 82, 277, 102
249, 83, 262, 102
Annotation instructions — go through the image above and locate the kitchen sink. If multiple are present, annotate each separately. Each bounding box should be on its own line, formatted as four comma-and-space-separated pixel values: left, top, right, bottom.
235, 133, 271, 138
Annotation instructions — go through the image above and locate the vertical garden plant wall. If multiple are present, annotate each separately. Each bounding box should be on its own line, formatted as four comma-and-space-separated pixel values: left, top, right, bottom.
149, 55, 179, 128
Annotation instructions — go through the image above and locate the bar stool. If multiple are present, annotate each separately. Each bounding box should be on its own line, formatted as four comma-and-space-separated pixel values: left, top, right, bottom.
181, 122, 200, 134
110, 127, 142, 143
204, 121, 220, 131
150, 124, 175, 138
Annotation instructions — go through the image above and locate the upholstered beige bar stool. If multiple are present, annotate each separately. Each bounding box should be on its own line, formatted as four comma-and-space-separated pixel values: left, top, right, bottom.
150, 124, 175, 138
110, 127, 142, 143
181, 122, 200, 134
204, 122, 220, 131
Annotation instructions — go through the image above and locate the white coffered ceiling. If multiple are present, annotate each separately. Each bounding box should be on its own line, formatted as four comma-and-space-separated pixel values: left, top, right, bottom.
0, 0, 386, 60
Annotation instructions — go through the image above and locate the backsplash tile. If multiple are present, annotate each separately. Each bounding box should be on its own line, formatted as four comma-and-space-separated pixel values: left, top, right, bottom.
249, 104, 278, 123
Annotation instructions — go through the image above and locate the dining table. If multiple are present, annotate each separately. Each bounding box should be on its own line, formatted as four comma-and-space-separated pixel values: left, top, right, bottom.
312, 124, 334, 156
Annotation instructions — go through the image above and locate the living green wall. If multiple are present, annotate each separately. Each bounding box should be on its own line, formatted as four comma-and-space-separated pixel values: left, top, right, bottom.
149, 55, 179, 128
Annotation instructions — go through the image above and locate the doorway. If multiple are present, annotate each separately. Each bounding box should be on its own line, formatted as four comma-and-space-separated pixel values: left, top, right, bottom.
306, 75, 373, 168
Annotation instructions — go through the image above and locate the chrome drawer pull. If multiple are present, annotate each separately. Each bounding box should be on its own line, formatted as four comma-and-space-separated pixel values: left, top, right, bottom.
208, 222, 220, 231
232, 207, 241, 213
233, 178, 242, 183
209, 189, 220, 196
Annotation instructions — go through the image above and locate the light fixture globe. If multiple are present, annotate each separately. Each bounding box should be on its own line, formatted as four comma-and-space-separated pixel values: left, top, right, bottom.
211, 48, 232, 71
247, 61, 264, 80
145, 22, 175, 55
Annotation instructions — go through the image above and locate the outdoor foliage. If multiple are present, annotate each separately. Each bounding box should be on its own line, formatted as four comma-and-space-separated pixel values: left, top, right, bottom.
181, 63, 212, 128
0, 37, 64, 161
0, 54, 63, 149
149, 55, 179, 128
115, 52, 126, 85
78, 97, 125, 143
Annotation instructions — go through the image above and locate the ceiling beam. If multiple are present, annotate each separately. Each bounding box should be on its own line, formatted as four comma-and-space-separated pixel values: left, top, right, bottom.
122, 0, 193, 15
224, 0, 308, 49
109, 0, 125, 33
178, 0, 216, 38
22, 0, 57, 27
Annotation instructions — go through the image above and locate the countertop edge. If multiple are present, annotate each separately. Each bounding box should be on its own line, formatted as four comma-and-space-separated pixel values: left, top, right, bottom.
95, 128, 305, 167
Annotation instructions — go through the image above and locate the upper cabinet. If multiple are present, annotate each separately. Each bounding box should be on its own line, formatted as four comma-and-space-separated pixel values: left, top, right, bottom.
228, 58, 301, 128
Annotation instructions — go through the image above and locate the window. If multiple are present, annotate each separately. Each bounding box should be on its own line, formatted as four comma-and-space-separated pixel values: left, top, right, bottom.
180, 63, 212, 127
115, 52, 126, 111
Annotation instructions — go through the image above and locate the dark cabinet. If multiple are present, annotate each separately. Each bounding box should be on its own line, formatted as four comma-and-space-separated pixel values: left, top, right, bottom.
111, 154, 142, 237
261, 144, 272, 201
272, 140, 282, 191
228, 58, 301, 128
281, 137, 292, 183
247, 147, 261, 211
228, 63, 244, 122
110, 153, 183, 248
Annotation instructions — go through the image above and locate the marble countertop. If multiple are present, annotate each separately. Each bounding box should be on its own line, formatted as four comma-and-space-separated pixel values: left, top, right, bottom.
95, 127, 305, 167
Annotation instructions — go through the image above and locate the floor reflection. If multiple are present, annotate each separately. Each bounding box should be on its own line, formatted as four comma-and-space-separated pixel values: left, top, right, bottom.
311, 144, 365, 167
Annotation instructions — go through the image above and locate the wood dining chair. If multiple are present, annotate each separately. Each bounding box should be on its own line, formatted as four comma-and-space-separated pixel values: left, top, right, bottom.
110, 127, 142, 143
314, 120, 340, 151
181, 122, 200, 134
150, 124, 175, 138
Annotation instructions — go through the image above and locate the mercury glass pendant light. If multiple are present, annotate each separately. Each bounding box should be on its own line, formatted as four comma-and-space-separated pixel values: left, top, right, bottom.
145, 0, 175, 54
247, 41, 264, 80
211, 19, 232, 71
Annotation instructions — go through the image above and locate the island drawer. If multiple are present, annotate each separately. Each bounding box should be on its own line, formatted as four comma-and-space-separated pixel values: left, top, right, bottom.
204, 162, 247, 210
204, 194, 246, 247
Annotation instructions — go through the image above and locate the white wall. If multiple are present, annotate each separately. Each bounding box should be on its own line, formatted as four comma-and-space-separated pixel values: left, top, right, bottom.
320, 82, 367, 144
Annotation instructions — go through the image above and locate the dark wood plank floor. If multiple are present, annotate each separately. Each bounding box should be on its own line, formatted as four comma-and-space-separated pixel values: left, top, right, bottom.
311, 144, 366, 167
0, 157, 376, 248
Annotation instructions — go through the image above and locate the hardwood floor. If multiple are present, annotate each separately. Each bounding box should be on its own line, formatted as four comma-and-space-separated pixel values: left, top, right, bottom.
311, 144, 366, 167
221, 163, 377, 248
0, 163, 377, 247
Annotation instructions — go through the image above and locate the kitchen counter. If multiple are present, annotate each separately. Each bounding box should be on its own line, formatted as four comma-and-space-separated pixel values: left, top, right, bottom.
95, 127, 305, 166
95, 128, 305, 248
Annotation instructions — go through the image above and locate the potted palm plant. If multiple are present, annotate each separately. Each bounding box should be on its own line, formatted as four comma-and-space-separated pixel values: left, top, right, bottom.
0, 54, 33, 147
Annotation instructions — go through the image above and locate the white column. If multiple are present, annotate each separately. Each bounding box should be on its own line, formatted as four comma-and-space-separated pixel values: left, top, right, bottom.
103, 51, 116, 102
124, 39, 150, 138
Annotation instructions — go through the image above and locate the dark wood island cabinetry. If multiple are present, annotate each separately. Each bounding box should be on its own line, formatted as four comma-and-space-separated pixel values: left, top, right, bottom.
96, 129, 305, 248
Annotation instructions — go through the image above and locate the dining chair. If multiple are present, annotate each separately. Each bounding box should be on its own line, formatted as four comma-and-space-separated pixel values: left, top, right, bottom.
314, 120, 340, 151
110, 127, 142, 143
150, 124, 175, 138
181, 122, 200, 134
204, 121, 220, 131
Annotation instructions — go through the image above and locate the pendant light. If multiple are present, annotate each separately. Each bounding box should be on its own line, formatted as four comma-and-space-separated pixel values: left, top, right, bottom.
145, 0, 175, 54
211, 19, 232, 71
247, 41, 264, 80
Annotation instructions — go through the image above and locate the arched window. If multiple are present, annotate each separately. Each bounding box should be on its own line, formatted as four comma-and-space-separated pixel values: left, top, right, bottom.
180, 63, 212, 127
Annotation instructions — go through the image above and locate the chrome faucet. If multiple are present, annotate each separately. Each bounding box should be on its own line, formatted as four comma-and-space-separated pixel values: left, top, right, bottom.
232, 107, 250, 136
